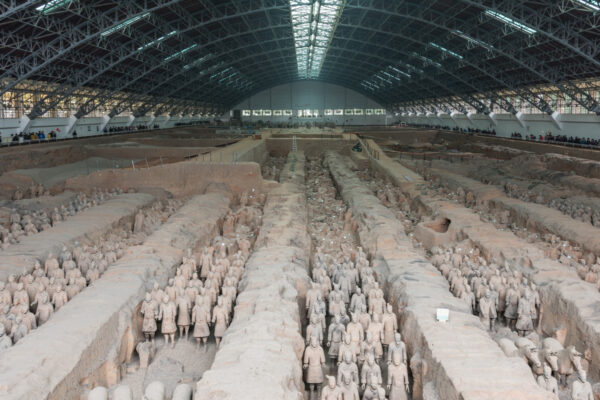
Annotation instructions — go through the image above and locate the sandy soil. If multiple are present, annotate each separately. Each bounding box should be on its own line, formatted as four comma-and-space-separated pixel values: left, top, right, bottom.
114, 337, 217, 399
9, 157, 139, 187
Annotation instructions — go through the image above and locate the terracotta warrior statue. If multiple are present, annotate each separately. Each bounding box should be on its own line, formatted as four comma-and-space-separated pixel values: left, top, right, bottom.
387, 351, 410, 400
140, 293, 158, 342
516, 290, 534, 337
211, 296, 229, 348
536, 363, 558, 396
176, 292, 191, 341
0, 324, 12, 350
303, 336, 326, 399
337, 350, 359, 386
320, 375, 343, 400
192, 296, 211, 351
478, 289, 497, 332
571, 370, 593, 400
157, 295, 177, 348
387, 332, 407, 365
339, 371, 359, 400
35, 292, 54, 326
133, 210, 145, 234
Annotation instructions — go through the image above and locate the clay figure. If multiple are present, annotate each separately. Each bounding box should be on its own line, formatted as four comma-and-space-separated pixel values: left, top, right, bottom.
571, 370, 593, 400
304, 336, 326, 398
136, 340, 155, 369
212, 296, 229, 347
321, 376, 343, 400
387, 351, 409, 400
140, 293, 158, 342
0, 324, 12, 350
387, 333, 407, 365
328, 314, 346, 361
133, 210, 145, 233
176, 293, 191, 341
337, 350, 359, 385
516, 290, 534, 336
158, 295, 177, 348
339, 371, 360, 400
536, 363, 558, 396
192, 296, 211, 351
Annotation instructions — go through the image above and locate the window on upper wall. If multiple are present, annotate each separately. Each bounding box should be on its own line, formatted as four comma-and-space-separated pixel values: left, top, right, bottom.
354, 109, 364, 115
252, 110, 262, 116
297, 110, 303, 117
365, 109, 373, 115
374, 109, 385, 115
303, 109, 312, 117
242, 110, 251, 116
334, 109, 343, 115
273, 110, 282, 116
313, 109, 319, 117
345, 109, 354, 115
324, 109, 333, 116
284, 110, 293, 116
263, 110, 272, 116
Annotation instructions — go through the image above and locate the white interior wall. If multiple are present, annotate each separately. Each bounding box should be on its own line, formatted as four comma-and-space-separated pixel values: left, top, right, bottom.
231, 81, 392, 125
404, 112, 600, 140
0, 114, 207, 142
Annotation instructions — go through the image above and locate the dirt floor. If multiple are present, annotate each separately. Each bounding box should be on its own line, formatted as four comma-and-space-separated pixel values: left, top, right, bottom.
0, 127, 599, 400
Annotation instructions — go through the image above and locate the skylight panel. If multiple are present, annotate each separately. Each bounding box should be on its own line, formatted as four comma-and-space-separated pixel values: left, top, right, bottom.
36, 0, 73, 14
411, 52, 442, 68
573, 0, 600, 11
389, 66, 411, 79
290, 0, 345, 79
101, 13, 151, 37
137, 30, 177, 52
452, 30, 494, 50
396, 62, 423, 75
164, 44, 197, 62
429, 42, 463, 60
484, 10, 537, 35
183, 54, 212, 70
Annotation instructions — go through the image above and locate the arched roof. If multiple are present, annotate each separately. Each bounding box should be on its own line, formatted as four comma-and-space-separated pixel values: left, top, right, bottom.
2, 0, 599, 117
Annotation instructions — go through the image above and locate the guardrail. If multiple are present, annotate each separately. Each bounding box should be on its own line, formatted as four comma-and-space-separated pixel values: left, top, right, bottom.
0, 122, 208, 148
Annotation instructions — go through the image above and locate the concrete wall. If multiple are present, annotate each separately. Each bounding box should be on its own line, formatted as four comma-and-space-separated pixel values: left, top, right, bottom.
231, 81, 392, 126
0, 115, 211, 141
404, 112, 600, 140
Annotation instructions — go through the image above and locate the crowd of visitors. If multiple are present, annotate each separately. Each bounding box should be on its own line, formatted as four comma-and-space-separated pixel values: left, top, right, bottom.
10, 131, 57, 143
102, 124, 157, 133
408, 124, 498, 136
406, 123, 599, 150
511, 132, 600, 147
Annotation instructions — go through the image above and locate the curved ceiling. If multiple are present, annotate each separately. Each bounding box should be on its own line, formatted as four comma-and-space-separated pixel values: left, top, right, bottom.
1, 0, 600, 118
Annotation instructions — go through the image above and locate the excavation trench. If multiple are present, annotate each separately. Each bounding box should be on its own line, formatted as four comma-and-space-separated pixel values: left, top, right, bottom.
0, 193, 155, 281
324, 151, 552, 400
193, 151, 310, 400
0, 193, 230, 400
380, 153, 600, 382
100, 182, 267, 399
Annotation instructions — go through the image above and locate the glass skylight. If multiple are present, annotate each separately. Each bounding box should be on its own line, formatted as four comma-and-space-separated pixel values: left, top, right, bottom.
485, 10, 537, 35
452, 30, 494, 50
36, 0, 73, 14
164, 44, 197, 62
573, 0, 600, 11
290, 0, 345, 79
411, 52, 442, 68
138, 31, 177, 52
183, 54, 212, 70
396, 61, 424, 75
361, 65, 411, 92
101, 13, 151, 37
429, 42, 463, 60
